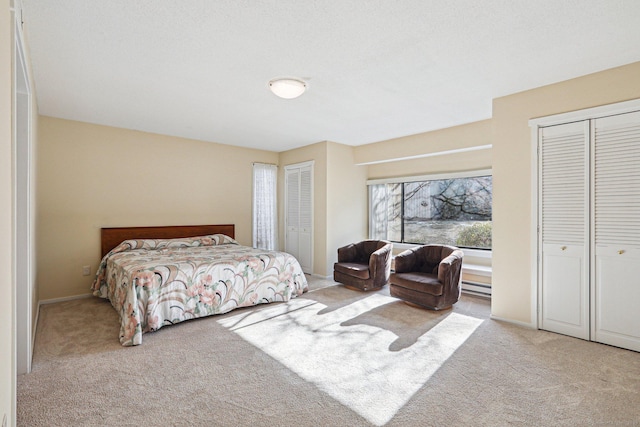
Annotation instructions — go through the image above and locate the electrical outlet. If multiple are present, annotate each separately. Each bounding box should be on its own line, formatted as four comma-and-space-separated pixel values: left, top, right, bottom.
2, 413, 7, 427
82, 265, 91, 276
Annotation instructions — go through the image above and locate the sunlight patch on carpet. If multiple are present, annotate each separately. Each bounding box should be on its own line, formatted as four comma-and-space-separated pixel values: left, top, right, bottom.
218, 293, 483, 426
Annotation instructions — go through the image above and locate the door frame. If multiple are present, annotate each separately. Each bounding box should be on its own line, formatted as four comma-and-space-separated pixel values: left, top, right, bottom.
13, 6, 34, 375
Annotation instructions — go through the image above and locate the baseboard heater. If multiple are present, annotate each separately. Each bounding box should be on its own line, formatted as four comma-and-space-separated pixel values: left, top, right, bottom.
461, 280, 491, 298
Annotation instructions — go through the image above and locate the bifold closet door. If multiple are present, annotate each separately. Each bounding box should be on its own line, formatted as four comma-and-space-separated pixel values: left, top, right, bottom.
297, 166, 313, 273
285, 167, 300, 262
539, 121, 590, 340
592, 111, 640, 352
285, 163, 313, 274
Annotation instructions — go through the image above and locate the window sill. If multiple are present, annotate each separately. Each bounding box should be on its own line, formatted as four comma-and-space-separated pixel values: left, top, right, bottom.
392, 242, 492, 259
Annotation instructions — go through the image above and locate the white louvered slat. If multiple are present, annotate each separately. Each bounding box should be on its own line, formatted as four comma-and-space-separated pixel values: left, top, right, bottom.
286, 169, 299, 228
284, 162, 313, 273
541, 122, 588, 245
594, 112, 640, 247
300, 168, 312, 229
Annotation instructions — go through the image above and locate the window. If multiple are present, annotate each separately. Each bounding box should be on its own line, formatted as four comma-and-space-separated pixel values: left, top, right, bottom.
252, 163, 278, 250
369, 171, 492, 250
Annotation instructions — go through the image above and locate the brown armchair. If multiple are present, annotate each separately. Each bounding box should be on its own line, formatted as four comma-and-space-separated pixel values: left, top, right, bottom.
390, 244, 464, 310
333, 240, 392, 291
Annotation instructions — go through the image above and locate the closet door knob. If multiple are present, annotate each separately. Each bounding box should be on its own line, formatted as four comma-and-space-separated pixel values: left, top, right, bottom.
618, 250, 625, 255
561, 246, 567, 251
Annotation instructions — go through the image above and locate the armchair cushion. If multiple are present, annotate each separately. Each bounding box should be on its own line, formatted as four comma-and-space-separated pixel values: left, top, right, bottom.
334, 262, 370, 280
389, 272, 443, 296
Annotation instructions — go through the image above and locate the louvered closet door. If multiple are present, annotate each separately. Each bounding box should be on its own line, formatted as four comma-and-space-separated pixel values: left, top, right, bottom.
593, 111, 640, 351
297, 166, 313, 273
285, 168, 300, 262
540, 121, 590, 340
285, 163, 313, 274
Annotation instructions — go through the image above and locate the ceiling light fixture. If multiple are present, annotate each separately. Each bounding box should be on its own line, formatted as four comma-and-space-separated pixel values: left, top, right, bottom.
269, 78, 307, 99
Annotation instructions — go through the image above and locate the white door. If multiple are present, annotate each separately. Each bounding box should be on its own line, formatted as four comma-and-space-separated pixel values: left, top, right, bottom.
297, 166, 313, 272
539, 121, 590, 340
285, 162, 313, 273
593, 246, 640, 351
285, 167, 300, 262
592, 111, 640, 351
541, 244, 589, 339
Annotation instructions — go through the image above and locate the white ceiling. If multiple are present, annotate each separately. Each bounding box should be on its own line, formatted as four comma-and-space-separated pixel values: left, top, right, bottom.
22, 0, 640, 152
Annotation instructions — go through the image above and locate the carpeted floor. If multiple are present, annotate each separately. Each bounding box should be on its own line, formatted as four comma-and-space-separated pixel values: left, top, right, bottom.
17, 277, 640, 426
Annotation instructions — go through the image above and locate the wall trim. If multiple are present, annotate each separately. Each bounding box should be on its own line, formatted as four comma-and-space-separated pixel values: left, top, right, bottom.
367, 168, 492, 185
489, 315, 537, 330
530, 119, 540, 329
284, 159, 315, 170
356, 144, 492, 166
39, 293, 93, 306
529, 97, 640, 127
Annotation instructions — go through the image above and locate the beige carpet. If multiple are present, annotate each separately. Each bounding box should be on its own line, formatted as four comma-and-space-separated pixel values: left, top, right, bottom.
18, 277, 640, 426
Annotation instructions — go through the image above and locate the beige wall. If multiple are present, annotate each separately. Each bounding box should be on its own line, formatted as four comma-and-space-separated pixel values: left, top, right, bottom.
355, 120, 492, 167
37, 116, 278, 300
367, 148, 492, 180
364, 120, 492, 180
492, 61, 640, 325
326, 141, 368, 274
1, 0, 13, 424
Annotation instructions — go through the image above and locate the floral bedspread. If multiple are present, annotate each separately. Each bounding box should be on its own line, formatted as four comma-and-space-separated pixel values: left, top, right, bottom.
91, 234, 308, 346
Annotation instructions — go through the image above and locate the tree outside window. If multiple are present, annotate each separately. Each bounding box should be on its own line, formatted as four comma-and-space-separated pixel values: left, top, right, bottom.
370, 175, 492, 250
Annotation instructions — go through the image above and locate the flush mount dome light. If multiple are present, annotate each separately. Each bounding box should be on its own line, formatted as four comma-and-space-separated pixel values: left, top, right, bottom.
269, 78, 307, 99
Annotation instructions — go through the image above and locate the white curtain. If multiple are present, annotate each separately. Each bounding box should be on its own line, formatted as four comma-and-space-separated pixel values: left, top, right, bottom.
253, 163, 278, 250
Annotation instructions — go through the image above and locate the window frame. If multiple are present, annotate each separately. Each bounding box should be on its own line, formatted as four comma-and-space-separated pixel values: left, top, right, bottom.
367, 168, 492, 251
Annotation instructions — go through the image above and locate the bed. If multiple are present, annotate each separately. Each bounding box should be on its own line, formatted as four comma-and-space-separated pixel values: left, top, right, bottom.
92, 224, 309, 346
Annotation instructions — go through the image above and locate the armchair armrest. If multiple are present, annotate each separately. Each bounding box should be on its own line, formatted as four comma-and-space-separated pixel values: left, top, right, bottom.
437, 250, 464, 284
369, 242, 392, 286
369, 243, 391, 270
392, 248, 416, 273
337, 243, 357, 262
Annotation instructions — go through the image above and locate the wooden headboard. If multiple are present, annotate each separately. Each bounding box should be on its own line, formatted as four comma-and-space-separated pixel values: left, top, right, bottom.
100, 224, 235, 258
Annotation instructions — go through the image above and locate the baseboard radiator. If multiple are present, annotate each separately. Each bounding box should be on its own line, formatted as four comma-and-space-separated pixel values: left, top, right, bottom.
461, 280, 492, 298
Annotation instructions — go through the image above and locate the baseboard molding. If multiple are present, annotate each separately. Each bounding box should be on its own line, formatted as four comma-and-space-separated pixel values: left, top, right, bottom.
31, 305, 39, 370
489, 314, 537, 330
309, 273, 333, 280
39, 293, 93, 306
